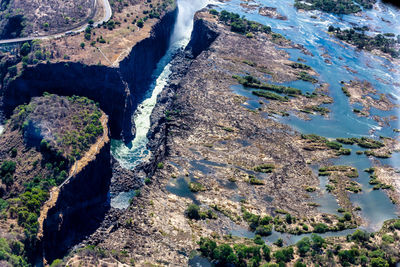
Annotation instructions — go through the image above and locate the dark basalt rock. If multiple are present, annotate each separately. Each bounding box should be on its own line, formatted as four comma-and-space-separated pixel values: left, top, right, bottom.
185, 10, 219, 59
42, 140, 112, 263
382, 0, 400, 8
0, 7, 178, 143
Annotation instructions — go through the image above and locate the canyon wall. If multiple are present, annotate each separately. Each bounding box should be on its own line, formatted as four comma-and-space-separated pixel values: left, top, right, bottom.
42, 140, 111, 262
1, 7, 178, 142
141, 13, 219, 177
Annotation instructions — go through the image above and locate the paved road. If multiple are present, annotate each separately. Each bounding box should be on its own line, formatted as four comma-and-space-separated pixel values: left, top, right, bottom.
0, 0, 112, 45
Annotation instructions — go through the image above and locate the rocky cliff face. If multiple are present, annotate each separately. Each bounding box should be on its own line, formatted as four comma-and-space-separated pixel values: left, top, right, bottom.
133, 13, 219, 179
1, 7, 178, 142
42, 140, 111, 262
185, 12, 219, 59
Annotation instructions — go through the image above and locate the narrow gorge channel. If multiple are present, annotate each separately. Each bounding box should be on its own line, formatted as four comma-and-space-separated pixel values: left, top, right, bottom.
110, 0, 212, 209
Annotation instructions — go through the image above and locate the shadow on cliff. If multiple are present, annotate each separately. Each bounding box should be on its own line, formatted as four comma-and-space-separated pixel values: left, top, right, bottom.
382, 0, 400, 8
41, 141, 112, 263
1, 8, 178, 144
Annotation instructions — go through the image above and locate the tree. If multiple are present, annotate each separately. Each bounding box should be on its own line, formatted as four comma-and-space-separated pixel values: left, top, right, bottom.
296, 237, 311, 256
199, 237, 217, 257
215, 244, 234, 264
343, 212, 352, 221
136, 19, 144, 28
274, 247, 293, 263
1, 161, 16, 176
2, 173, 13, 186
7, 66, 17, 77
313, 223, 328, 233
255, 224, 272, 236
351, 229, 369, 243
370, 257, 389, 267
186, 204, 200, 220
294, 261, 307, 267
80, 42, 85, 49
20, 42, 31, 56
285, 214, 293, 224
262, 245, 271, 261
394, 220, 400, 230
311, 234, 325, 250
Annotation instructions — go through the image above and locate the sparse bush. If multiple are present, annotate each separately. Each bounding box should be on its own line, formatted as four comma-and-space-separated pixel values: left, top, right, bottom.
186, 204, 200, 220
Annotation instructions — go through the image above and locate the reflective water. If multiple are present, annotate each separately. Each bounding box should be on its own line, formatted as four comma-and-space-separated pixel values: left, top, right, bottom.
218, 0, 400, 230
112, 0, 399, 240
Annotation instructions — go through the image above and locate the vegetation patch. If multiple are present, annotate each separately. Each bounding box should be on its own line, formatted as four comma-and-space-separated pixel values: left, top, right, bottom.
211, 10, 272, 35
185, 204, 217, 220
301, 134, 353, 155
336, 137, 385, 149
329, 26, 399, 58
233, 75, 302, 96
294, 0, 376, 14
289, 62, 312, 70
189, 182, 206, 192
0, 94, 104, 266
318, 165, 359, 178
297, 71, 318, 83
254, 164, 275, 173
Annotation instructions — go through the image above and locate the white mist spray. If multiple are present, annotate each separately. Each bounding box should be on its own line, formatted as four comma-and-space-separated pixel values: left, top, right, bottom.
111, 0, 211, 208
170, 0, 209, 45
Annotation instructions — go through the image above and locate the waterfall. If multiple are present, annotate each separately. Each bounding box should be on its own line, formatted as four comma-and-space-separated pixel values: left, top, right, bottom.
111, 0, 211, 209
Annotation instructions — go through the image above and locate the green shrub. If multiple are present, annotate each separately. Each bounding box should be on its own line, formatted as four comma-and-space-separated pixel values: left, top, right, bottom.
290, 62, 312, 70
254, 164, 275, 173
209, 9, 219, 15
313, 223, 328, 233
50, 259, 63, 267
10, 148, 17, 158
326, 141, 342, 150
294, 261, 307, 267
20, 42, 31, 56
249, 178, 265, 185
0, 199, 8, 212
297, 71, 318, 83
393, 220, 400, 230
370, 257, 389, 267
189, 182, 206, 192
343, 212, 352, 221
296, 237, 311, 256
1, 161, 16, 176
186, 204, 200, 220
260, 216, 272, 225
262, 245, 271, 261
253, 235, 264, 245
274, 247, 293, 263
255, 224, 273, 236
351, 229, 369, 242
274, 238, 283, 247
381, 234, 394, 243
338, 248, 359, 265
136, 19, 144, 28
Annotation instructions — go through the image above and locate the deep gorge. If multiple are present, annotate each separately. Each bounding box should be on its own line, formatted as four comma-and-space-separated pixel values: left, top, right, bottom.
1, 7, 178, 143
0, 6, 179, 264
